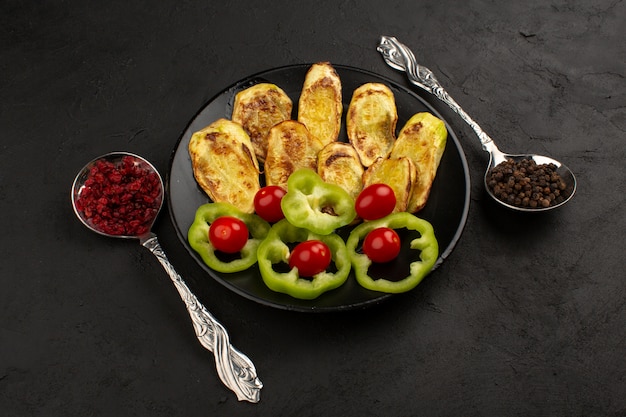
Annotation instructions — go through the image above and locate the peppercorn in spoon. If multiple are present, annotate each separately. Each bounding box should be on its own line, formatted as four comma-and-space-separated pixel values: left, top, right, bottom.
71, 151, 262, 403
378, 36, 576, 212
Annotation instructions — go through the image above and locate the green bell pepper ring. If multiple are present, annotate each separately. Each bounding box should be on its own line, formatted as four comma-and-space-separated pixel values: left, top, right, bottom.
257, 219, 351, 299
346, 212, 439, 293
280, 168, 357, 235
187, 202, 270, 273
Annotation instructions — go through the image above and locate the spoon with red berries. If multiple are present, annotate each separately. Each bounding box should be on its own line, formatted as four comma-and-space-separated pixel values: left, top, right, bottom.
71, 151, 262, 403
378, 36, 577, 212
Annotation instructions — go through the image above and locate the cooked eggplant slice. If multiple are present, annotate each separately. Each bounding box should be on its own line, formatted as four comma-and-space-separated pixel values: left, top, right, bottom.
188, 118, 260, 213
297, 62, 342, 146
347, 83, 398, 167
232, 83, 293, 162
362, 156, 416, 214
391, 112, 447, 213
264, 120, 324, 189
317, 142, 364, 201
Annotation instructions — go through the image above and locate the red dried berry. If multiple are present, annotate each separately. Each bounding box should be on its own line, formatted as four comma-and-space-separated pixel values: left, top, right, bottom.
76, 156, 162, 236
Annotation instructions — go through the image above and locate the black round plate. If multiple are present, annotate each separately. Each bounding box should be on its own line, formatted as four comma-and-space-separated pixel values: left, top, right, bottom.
167, 64, 470, 312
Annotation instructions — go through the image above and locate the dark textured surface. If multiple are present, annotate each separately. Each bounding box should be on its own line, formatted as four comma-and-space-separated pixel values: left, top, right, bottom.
1, 1, 624, 416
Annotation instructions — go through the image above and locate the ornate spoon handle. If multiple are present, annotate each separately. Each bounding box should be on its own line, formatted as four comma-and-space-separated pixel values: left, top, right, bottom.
377, 35, 495, 151
141, 233, 262, 403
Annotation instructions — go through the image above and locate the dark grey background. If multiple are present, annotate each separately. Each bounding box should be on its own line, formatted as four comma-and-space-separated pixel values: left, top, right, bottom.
1, 1, 624, 416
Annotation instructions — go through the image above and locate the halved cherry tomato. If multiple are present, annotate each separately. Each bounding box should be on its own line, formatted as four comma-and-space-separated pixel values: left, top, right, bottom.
289, 240, 331, 277
254, 185, 286, 223
355, 183, 396, 220
363, 227, 401, 263
208, 216, 249, 253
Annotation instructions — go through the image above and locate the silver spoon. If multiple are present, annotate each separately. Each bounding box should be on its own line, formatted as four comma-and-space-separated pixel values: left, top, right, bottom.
377, 35, 576, 212
71, 151, 262, 403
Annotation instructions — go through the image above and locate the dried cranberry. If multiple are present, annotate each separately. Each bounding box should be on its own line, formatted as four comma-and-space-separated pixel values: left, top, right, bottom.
76, 156, 162, 236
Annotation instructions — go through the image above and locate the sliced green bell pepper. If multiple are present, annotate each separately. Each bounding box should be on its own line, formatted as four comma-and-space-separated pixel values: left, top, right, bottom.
188, 202, 270, 273
280, 168, 356, 235
346, 212, 439, 293
257, 219, 351, 299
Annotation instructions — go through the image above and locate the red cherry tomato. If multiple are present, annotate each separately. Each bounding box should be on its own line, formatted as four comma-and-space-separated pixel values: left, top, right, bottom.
355, 183, 396, 220
254, 186, 286, 223
289, 240, 331, 277
363, 227, 401, 263
208, 216, 249, 253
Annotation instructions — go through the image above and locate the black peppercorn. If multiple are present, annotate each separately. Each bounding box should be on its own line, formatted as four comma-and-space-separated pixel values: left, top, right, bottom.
486, 158, 568, 209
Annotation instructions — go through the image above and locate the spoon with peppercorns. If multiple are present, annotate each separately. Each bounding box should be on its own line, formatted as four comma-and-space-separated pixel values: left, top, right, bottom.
378, 36, 576, 212
71, 152, 262, 403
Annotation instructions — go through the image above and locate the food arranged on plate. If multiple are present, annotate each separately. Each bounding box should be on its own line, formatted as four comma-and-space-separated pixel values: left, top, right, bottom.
257, 217, 352, 300
362, 156, 415, 214
347, 82, 397, 167
232, 82, 293, 163
317, 141, 364, 202
392, 112, 448, 212
188, 119, 261, 213
297, 62, 343, 146
187, 202, 270, 273
346, 212, 438, 293
186, 62, 448, 300
264, 120, 324, 190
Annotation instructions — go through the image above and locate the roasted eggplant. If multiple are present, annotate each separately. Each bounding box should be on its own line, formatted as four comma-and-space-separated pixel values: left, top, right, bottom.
347, 83, 397, 167
232, 83, 293, 162
362, 156, 416, 214
391, 112, 447, 213
297, 62, 342, 146
317, 142, 364, 201
264, 120, 324, 189
188, 118, 260, 213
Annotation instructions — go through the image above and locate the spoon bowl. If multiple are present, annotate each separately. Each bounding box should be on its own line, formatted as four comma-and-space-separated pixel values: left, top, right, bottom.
71, 151, 262, 403
71, 152, 164, 239
483, 142, 577, 212
378, 36, 577, 212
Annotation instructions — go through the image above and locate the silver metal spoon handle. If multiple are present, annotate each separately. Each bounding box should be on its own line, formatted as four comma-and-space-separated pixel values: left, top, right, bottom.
377, 35, 495, 151
141, 234, 262, 403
